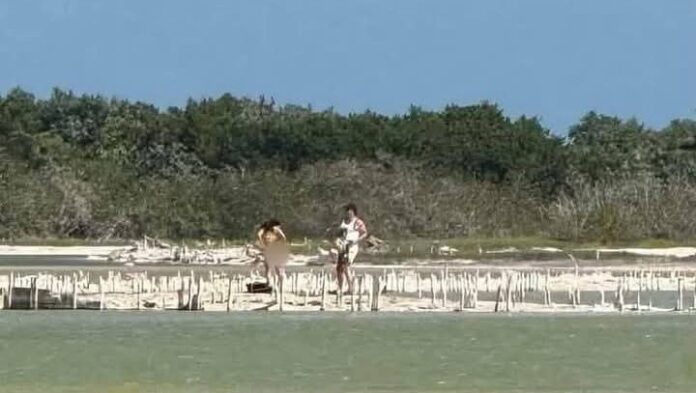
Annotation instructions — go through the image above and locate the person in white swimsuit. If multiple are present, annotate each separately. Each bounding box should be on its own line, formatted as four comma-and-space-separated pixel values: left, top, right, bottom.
336, 203, 368, 294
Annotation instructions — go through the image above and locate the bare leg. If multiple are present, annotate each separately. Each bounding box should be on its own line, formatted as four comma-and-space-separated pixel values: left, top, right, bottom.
336, 263, 345, 293
344, 265, 354, 293
273, 266, 285, 285
263, 261, 270, 284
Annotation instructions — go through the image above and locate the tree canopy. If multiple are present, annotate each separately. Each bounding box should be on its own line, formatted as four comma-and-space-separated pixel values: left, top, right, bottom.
1, 87, 695, 241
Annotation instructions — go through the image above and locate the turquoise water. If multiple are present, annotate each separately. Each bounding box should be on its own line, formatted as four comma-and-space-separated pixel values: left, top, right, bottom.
0, 312, 694, 392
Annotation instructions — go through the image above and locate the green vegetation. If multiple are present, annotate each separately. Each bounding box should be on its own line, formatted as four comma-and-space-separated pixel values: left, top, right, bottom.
1, 87, 695, 243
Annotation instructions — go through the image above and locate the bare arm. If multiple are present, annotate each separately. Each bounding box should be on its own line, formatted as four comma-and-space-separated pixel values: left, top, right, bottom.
356, 219, 368, 242
256, 228, 265, 247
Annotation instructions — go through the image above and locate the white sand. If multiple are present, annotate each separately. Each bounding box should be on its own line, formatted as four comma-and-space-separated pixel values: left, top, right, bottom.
593, 247, 696, 258
3, 266, 694, 313
0, 245, 130, 256
531, 247, 564, 253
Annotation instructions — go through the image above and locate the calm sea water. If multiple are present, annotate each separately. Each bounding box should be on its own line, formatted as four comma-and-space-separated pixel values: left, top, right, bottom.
0, 312, 694, 392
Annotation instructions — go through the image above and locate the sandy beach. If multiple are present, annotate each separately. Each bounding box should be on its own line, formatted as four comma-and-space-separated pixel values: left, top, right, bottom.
1, 261, 694, 314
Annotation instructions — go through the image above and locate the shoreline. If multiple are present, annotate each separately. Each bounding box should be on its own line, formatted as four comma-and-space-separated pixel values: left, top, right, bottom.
0, 243, 695, 263
1, 263, 695, 314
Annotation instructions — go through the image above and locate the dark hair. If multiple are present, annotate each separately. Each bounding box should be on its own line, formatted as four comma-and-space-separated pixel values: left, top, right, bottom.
260, 219, 281, 231
344, 203, 358, 215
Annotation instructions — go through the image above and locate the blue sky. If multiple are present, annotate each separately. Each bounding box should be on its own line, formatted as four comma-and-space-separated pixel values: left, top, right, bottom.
0, 1, 693, 133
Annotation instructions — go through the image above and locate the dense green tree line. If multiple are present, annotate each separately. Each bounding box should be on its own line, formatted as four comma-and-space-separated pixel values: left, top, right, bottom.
1, 87, 695, 241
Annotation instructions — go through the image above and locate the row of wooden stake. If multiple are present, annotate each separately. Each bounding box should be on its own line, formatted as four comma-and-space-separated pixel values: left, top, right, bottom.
1, 267, 695, 312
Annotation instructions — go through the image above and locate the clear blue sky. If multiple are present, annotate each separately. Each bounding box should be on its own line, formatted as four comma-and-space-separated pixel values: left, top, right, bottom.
0, 1, 694, 133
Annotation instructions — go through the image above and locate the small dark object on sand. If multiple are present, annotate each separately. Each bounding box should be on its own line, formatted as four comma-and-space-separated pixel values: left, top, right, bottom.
247, 282, 273, 293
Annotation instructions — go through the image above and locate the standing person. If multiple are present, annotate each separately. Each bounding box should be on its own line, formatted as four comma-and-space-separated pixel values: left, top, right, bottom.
255, 219, 289, 286
336, 203, 368, 294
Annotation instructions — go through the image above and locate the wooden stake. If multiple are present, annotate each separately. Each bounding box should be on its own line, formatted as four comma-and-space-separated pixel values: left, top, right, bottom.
137, 277, 142, 311
336, 274, 342, 307
279, 274, 285, 312
303, 275, 309, 306
505, 273, 513, 312
99, 277, 105, 311
440, 270, 447, 309
196, 275, 203, 311
188, 271, 194, 311
494, 283, 503, 312
349, 277, 355, 312
31, 277, 37, 310
357, 276, 364, 311
3, 273, 11, 309
320, 272, 327, 311
72, 273, 78, 310
617, 280, 624, 312
372, 275, 382, 311
430, 274, 437, 307
636, 273, 643, 311
520, 274, 526, 304
458, 275, 465, 311
677, 277, 684, 311
544, 269, 551, 307
472, 273, 479, 309
416, 273, 422, 299
226, 277, 233, 312
365, 275, 372, 310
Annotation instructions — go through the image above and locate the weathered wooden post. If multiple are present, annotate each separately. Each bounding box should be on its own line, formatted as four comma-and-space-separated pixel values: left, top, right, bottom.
303, 275, 309, 306
188, 271, 194, 311
196, 275, 203, 311
226, 276, 233, 312
458, 275, 465, 311
520, 273, 526, 305
677, 277, 684, 311
494, 283, 503, 312
72, 273, 78, 310
31, 277, 37, 310
99, 276, 105, 311
430, 274, 437, 307
372, 274, 382, 312
505, 273, 513, 312
616, 280, 624, 312
357, 275, 364, 311
320, 272, 327, 311
656, 271, 661, 291
574, 285, 580, 307
416, 273, 422, 299
440, 270, 447, 309
279, 274, 285, 312
350, 277, 356, 312
365, 275, 372, 310
472, 273, 479, 308
8, 272, 14, 309
137, 277, 142, 311
636, 272, 643, 311
544, 269, 551, 307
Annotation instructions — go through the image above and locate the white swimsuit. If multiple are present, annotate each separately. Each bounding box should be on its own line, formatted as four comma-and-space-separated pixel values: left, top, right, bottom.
339, 218, 361, 264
